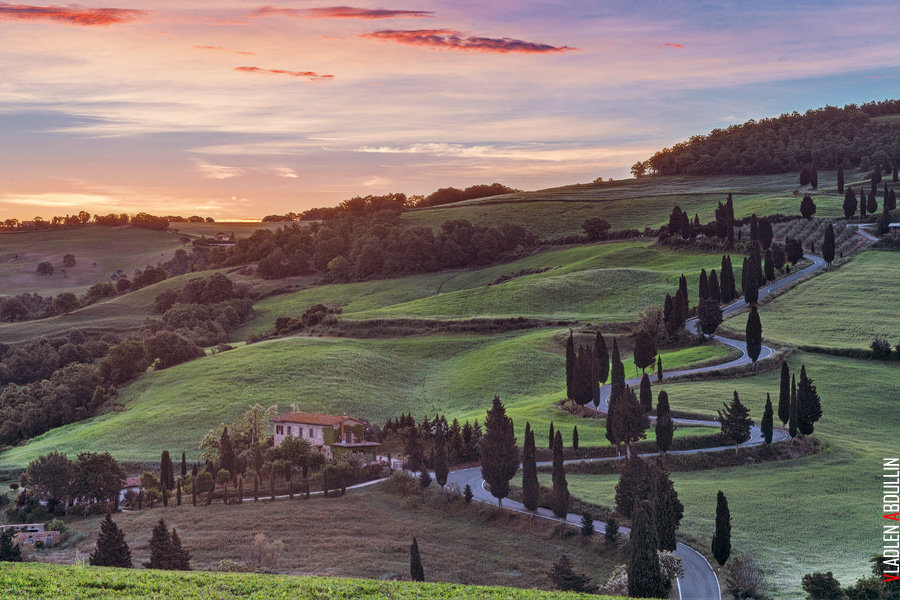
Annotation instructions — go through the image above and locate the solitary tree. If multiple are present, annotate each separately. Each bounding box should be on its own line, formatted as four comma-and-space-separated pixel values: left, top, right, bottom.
565, 331, 575, 399
745, 305, 762, 364
823, 223, 835, 265
653, 466, 684, 552
0, 528, 22, 562
410, 538, 425, 582
628, 500, 667, 598
595, 331, 610, 386
655, 391, 675, 454
843, 188, 858, 219
657, 356, 663, 382
800, 195, 817, 220
480, 396, 518, 507
712, 491, 732, 566
718, 391, 754, 453
632, 331, 657, 375
433, 424, 448, 486
761, 393, 774, 445
572, 425, 579, 451
521, 423, 539, 512
778, 363, 790, 426
837, 167, 844, 193
550, 430, 570, 518
614, 386, 650, 458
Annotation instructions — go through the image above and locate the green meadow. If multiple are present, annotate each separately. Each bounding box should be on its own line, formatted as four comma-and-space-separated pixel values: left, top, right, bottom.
0, 328, 731, 469
723, 250, 900, 349
536, 352, 900, 597
236, 240, 742, 338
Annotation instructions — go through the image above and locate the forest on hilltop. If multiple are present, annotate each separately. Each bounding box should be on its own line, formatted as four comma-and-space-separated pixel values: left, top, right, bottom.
644, 99, 900, 176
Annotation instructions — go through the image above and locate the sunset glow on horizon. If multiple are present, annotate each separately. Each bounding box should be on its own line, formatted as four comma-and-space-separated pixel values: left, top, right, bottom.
2, 0, 899, 220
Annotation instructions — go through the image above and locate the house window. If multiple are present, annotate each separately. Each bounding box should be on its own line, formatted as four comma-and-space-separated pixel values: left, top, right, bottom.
287, 426, 292, 436
276, 425, 283, 435
309, 428, 314, 438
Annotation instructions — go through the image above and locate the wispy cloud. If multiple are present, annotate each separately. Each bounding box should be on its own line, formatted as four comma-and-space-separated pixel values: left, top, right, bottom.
234, 66, 334, 81
0, 2, 143, 25
196, 160, 243, 180
655, 42, 683, 49
251, 5, 433, 20
195, 45, 255, 56
361, 29, 576, 53
271, 166, 298, 178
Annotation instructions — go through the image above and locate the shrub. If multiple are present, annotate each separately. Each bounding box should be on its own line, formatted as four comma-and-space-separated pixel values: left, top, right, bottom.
36, 262, 53, 276
244, 533, 283, 572
725, 553, 771, 600
801, 571, 845, 600
871, 337, 893, 360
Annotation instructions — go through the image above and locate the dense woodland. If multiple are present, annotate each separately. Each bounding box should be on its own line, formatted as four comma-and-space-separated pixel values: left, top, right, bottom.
645, 100, 900, 176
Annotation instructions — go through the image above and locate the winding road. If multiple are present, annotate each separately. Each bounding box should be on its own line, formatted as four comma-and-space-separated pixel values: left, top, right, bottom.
447, 252, 829, 600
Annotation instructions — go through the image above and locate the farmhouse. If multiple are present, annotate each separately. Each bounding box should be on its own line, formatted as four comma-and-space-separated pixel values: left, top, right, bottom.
272, 411, 379, 459
1, 523, 60, 548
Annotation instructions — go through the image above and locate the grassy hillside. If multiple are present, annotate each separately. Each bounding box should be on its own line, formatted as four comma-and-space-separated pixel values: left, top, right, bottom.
0, 563, 617, 600
236, 241, 741, 338
0, 227, 183, 297
0, 328, 730, 468
0, 269, 229, 344
401, 172, 855, 240
48, 484, 622, 590
542, 352, 900, 597
171, 221, 284, 238
722, 250, 899, 349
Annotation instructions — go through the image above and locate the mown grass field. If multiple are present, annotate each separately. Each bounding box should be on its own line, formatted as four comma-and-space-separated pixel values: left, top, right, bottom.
402, 172, 855, 240
0, 226, 183, 296
235, 240, 742, 338
0, 563, 618, 600
0, 328, 731, 469
44, 484, 623, 591
541, 352, 900, 597
722, 250, 900, 349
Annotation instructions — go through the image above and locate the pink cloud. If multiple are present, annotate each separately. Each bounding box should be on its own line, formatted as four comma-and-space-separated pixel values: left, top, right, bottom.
251, 5, 433, 19
0, 2, 143, 25
234, 66, 334, 81
361, 29, 576, 53
195, 45, 255, 56
656, 42, 683, 49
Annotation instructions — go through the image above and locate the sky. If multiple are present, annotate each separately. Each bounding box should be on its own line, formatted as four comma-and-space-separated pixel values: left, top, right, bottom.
1, 0, 899, 220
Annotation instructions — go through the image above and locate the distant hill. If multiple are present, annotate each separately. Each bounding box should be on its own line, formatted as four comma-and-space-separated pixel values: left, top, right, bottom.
645, 99, 900, 176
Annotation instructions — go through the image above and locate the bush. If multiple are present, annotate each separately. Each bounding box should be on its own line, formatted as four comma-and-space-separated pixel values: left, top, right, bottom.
36, 262, 53, 276
725, 553, 771, 600
244, 533, 283, 572
871, 337, 893, 360
801, 571, 845, 600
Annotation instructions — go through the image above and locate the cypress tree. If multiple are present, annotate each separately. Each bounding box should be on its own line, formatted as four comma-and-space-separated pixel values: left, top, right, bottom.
778, 363, 790, 426
655, 391, 674, 454
605, 385, 618, 450
615, 386, 650, 458
894, 163, 898, 183
565, 330, 575, 399
639, 374, 653, 413
837, 167, 844, 193
797, 365, 822, 436
698, 268, 709, 300
595, 331, 609, 386
433, 424, 448, 486
572, 425, 579, 451
176, 480, 182, 507
521, 423, 539, 512
759, 218, 774, 249
749, 214, 759, 241
720, 255, 732, 302
148, 518, 171, 569
653, 465, 684, 552
663, 293, 674, 331
800, 195, 817, 220
764, 248, 775, 281
632, 331, 656, 375
628, 500, 667, 598
712, 491, 731, 566
572, 346, 594, 407
405, 426, 424, 471
548, 422, 555, 450
0, 528, 22, 562
219, 427, 235, 478
253, 472, 259, 502
745, 305, 762, 364
718, 391, 754, 453
191, 478, 197, 506
181, 452, 187, 479
823, 223, 835, 265
548, 555, 597, 593
678, 274, 688, 309
236, 477, 242, 504
868, 190, 878, 215
761, 393, 774, 445
708, 269, 721, 303
550, 430, 570, 519
742, 256, 758, 305
580, 513, 594, 537
615, 456, 652, 518
789, 374, 799, 441
610, 339, 625, 390
480, 396, 518, 508
169, 528, 191, 570
657, 356, 663, 382
410, 537, 424, 582
160, 451, 172, 491
843, 188, 857, 220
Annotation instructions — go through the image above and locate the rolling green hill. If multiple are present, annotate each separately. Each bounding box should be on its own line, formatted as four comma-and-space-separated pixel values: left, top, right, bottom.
0, 227, 183, 297
0, 328, 730, 469
236, 240, 742, 338
0, 563, 617, 600
401, 172, 856, 240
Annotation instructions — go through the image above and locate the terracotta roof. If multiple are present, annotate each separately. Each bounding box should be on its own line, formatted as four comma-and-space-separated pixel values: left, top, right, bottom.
274, 412, 362, 426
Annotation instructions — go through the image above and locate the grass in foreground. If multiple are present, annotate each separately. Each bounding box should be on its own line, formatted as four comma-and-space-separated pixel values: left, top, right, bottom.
0, 563, 618, 600
42, 484, 623, 592
723, 250, 900, 349
547, 352, 900, 598
0, 329, 731, 468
